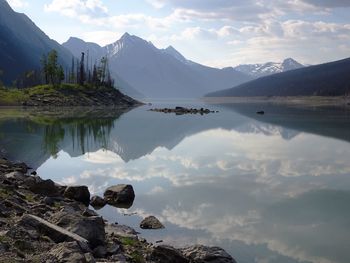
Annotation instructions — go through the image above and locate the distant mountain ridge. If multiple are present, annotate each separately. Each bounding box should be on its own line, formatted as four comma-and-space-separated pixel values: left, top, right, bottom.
0, 0, 72, 85
234, 58, 304, 78
206, 57, 350, 97
63, 33, 253, 98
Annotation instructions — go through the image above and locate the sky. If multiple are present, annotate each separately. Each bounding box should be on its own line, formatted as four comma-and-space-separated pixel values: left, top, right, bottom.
7, 0, 350, 68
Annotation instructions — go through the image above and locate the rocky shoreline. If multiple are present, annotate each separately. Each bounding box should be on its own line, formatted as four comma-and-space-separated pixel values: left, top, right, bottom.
0, 84, 142, 108
22, 87, 141, 108
0, 158, 236, 263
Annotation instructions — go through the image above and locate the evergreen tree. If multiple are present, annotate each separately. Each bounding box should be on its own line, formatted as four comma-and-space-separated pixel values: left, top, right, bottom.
47, 50, 59, 85
79, 52, 85, 85
40, 50, 65, 86
0, 69, 3, 88
56, 65, 65, 85
92, 64, 98, 85
41, 55, 49, 84
70, 57, 75, 83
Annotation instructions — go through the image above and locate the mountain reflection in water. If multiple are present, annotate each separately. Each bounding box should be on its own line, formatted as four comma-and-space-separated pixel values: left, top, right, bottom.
0, 103, 349, 263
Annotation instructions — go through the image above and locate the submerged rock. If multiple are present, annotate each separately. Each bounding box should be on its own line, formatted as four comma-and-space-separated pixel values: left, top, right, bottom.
64, 186, 90, 206
103, 184, 135, 208
140, 216, 165, 230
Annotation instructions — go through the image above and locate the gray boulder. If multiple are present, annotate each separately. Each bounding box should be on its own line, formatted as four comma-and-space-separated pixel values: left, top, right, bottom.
151, 245, 188, 263
92, 245, 107, 258
140, 216, 165, 229
90, 195, 106, 209
64, 186, 90, 206
4, 171, 26, 181
52, 211, 105, 248
82, 208, 99, 217
49, 242, 95, 263
181, 245, 236, 263
105, 223, 138, 238
19, 214, 89, 249
28, 178, 60, 197
103, 184, 135, 208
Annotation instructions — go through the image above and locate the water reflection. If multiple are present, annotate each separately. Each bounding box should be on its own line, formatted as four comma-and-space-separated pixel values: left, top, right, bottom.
0, 104, 350, 263
0, 108, 121, 167
219, 102, 350, 143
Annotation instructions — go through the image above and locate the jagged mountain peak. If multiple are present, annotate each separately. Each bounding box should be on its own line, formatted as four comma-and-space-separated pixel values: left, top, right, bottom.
282, 58, 303, 69
234, 58, 304, 78
119, 32, 148, 45
283, 57, 297, 63
163, 45, 188, 63
105, 32, 156, 57
63, 37, 102, 49
66, 36, 85, 43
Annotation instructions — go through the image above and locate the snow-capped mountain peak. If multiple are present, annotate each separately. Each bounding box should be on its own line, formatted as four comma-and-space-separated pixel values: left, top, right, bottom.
105, 32, 156, 57
234, 58, 304, 78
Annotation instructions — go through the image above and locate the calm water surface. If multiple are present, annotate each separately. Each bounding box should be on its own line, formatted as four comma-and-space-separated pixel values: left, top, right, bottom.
1, 101, 350, 263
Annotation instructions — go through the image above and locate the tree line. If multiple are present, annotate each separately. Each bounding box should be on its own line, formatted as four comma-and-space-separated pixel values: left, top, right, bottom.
13, 49, 114, 89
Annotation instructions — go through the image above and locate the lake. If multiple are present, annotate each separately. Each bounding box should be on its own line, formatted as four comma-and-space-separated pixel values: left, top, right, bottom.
1, 101, 350, 263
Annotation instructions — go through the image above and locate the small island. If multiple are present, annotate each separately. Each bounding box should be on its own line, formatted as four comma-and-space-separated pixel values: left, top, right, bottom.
0, 50, 140, 108
149, 106, 218, 115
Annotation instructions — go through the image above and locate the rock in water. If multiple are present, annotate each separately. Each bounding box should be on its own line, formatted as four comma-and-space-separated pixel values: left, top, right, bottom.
140, 216, 165, 229
103, 184, 135, 208
64, 186, 90, 206
90, 196, 106, 209
181, 245, 237, 263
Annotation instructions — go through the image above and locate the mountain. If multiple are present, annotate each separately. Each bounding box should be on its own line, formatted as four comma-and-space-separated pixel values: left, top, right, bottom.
206, 57, 350, 97
63, 33, 252, 98
234, 58, 304, 78
0, 0, 72, 85
63, 37, 145, 99
162, 45, 191, 64
62, 37, 104, 63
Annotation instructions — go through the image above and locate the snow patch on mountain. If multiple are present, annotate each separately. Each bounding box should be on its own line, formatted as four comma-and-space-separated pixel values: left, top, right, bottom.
235, 58, 304, 78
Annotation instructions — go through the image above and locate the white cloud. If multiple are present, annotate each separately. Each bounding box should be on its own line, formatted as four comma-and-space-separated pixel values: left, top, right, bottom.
81, 31, 123, 46
146, 0, 166, 9
172, 25, 239, 41
83, 149, 124, 164
148, 186, 165, 194
44, 0, 108, 18
301, 0, 350, 8
7, 0, 28, 8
